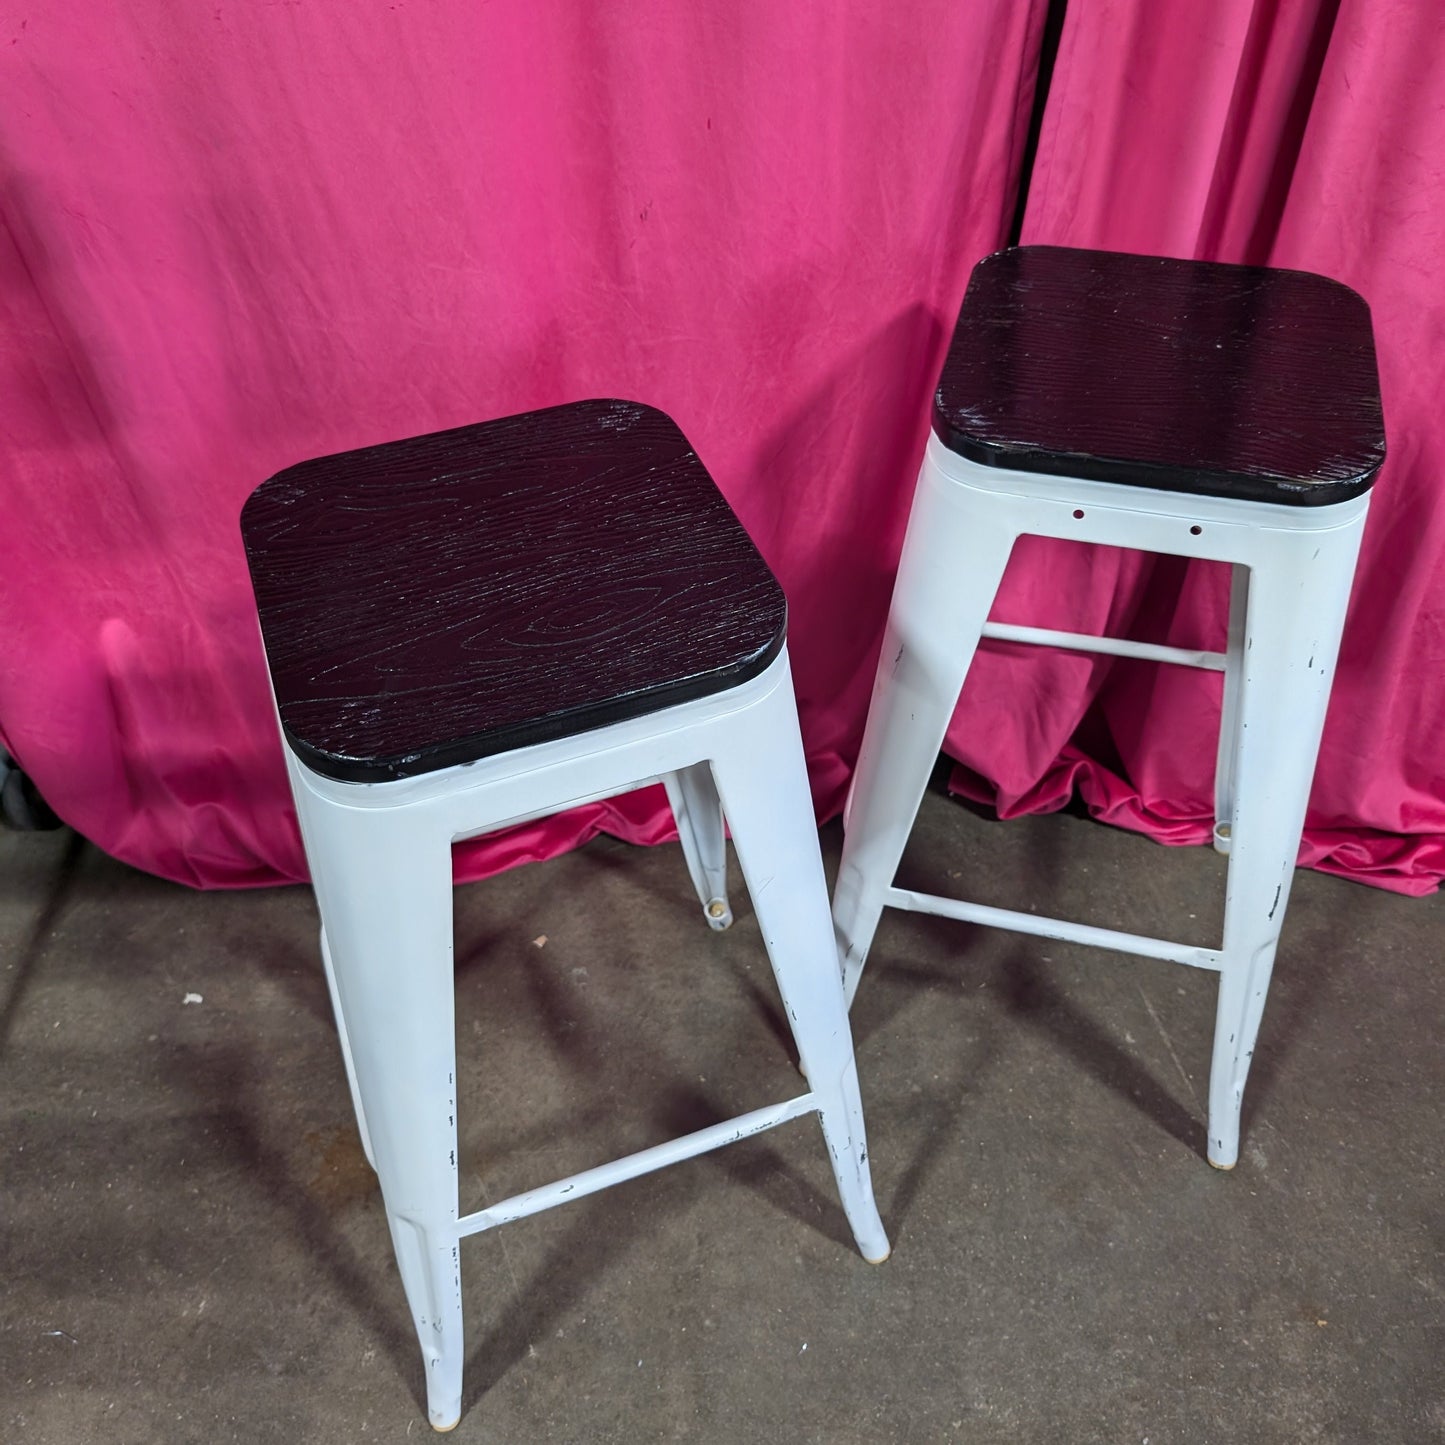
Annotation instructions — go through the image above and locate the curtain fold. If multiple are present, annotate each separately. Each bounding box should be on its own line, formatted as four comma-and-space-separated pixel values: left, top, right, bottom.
3, 2, 1441, 896
944, 0, 1445, 895
1, 3, 1047, 886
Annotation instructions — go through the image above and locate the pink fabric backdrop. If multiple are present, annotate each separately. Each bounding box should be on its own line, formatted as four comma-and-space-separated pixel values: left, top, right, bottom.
1, 2, 1047, 886
943, 0, 1445, 895
3, 2, 1441, 895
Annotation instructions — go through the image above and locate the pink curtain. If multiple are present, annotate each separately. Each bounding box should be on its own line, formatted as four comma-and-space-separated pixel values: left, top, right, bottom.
3, 2, 1441, 896
2, 3, 1047, 886
945, 0, 1445, 895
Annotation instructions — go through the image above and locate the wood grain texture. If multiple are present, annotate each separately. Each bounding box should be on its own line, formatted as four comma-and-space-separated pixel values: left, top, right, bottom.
240, 399, 786, 782
934, 246, 1386, 504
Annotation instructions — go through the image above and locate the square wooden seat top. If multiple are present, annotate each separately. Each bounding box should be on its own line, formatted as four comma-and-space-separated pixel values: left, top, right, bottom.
934, 246, 1385, 506
241, 400, 786, 783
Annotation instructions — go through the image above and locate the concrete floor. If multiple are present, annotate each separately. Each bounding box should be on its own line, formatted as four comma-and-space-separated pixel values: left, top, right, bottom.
3, 791, 1441, 1443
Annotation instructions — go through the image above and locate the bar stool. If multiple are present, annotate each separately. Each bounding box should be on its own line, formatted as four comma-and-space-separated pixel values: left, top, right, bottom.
834, 246, 1385, 1169
240, 399, 889, 1432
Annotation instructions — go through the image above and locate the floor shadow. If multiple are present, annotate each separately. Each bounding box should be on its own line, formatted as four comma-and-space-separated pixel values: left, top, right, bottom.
843, 903, 991, 1054
0, 830, 87, 1052
158, 1042, 415, 1383
720, 949, 797, 1065
861, 917, 1199, 1155
461, 1173, 686, 1413
659, 1085, 854, 1253
871, 984, 1003, 1240
568, 828, 711, 922
1239, 873, 1381, 1131
989, 945, 1201, 1151
533, 953, 850, 1241
879, 794, 1206, 1149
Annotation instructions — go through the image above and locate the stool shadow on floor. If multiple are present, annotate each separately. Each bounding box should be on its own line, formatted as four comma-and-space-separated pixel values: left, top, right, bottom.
156, 1042, 416, 1386
662, 1088, 856, 1254
988, 945, 1201, 1153
842, 933, 947, 1058
227, 902, 719, 1418
849, 952, 1004, 1239
452, 936, 863, 1412
567, 835, 804, 1067
0, 829, 85, 1053
893, 796, 1209, 1154
708, 915, 809, 1070
559, 813, 712, 910
247, 930, 332, 1027
867, 892, 1202, 1156
452, 872, 860, 1255
460, 1181, 671, 1413
456, 927, 660, 1188
1235, 870, 1376, 1131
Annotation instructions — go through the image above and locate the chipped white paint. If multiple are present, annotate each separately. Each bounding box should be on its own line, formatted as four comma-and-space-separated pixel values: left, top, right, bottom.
663, 762, 734, 930
281, 646, 888, 1430
835, 435, 1371, 1170
456, 1095, 816, 1236
886, 887, 1221, 971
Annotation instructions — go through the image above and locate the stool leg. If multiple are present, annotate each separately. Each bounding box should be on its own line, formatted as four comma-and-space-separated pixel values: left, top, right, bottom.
319, 924, 377, 1170
298, 803, 465, 1430
1208, 534, 1361, 1169
664, 763, 733, 930
1212, 563, 1249, 856
712, 663, 890, 1263
833, 491, 1017, 1006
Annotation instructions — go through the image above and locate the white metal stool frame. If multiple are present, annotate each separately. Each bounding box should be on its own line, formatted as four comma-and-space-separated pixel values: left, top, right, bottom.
285, 643, 889, 1431
833, 432, 1371, 1169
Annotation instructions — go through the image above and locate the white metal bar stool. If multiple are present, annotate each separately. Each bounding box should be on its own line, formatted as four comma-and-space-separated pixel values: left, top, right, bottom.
240, 399, 888, 1432
834, 246, 1385, 1170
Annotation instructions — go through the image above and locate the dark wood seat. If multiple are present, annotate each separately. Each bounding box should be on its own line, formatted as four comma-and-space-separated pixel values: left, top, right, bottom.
241, 399, 786, 783
934, 246, 1386, 506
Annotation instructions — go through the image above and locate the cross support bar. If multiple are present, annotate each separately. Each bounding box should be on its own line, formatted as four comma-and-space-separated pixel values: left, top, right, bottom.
456, 1092, 818, 1238
981, 621, 1228, 671
885, 886, 1222, 972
